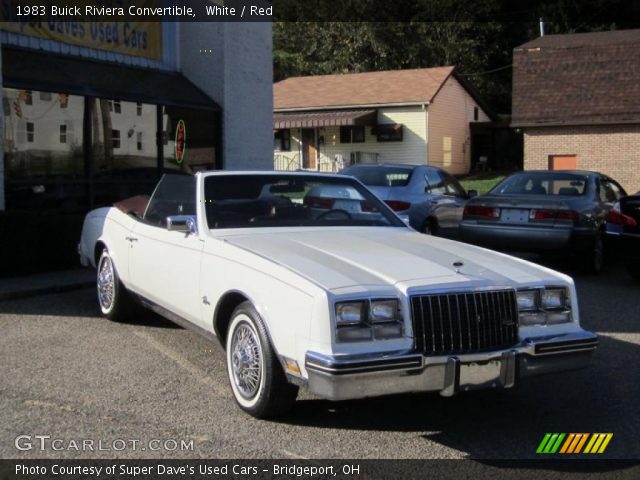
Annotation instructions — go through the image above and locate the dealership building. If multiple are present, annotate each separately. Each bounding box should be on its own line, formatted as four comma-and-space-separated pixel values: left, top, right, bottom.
0, 22, 272, 275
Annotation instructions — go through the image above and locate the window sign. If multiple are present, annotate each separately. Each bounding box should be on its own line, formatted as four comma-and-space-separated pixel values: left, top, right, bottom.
175, 119, 186, 164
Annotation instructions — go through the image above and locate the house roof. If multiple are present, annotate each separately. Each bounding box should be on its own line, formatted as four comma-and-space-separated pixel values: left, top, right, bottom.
512, 29, 640, 127
274, 67, 456, 110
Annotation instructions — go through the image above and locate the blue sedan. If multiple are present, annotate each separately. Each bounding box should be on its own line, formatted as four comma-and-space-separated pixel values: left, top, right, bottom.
340, 164, 476, 237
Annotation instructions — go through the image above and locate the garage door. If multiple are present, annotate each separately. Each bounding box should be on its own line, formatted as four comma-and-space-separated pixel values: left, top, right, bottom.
548, 155, 577, 170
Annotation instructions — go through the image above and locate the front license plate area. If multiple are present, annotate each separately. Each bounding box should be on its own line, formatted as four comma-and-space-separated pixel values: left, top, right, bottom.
459, 360, 502, 391
501, 208, 530, 223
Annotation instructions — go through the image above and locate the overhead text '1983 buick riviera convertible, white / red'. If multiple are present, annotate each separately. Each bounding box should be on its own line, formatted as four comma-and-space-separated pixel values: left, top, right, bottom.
79, 171, 598, 418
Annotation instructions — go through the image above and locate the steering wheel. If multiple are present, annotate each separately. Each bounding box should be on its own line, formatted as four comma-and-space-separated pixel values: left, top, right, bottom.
316, 209, 352, 221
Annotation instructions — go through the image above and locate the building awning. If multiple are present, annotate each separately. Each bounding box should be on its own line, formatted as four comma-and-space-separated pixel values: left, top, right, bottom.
274, 109, 377, 129
2, 47, 220, 110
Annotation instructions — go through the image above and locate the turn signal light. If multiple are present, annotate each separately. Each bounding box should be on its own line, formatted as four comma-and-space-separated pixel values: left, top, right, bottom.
608, 209, 637, 227
384, 200, 412, 212
530, 209, 578, 221
464, 205, 500, 218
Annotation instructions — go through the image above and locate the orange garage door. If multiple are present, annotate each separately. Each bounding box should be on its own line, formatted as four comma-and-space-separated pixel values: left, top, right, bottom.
548, 155, 577, 170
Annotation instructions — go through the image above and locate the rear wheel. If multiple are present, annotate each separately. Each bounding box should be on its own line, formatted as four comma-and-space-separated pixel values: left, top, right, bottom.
225, 301, 298, 418
96, 249, 135, 321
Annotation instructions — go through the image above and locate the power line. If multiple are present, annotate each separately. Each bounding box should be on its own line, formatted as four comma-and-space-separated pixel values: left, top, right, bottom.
458, 63, 512, 76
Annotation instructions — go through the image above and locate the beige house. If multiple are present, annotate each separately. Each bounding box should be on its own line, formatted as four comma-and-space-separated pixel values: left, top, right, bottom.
512, 29, 640, 193
273, 67, 493, 174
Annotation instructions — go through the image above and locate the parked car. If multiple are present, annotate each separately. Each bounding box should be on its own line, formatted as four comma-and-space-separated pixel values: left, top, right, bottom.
606, 191, 640, 280
460, 170, 627, 273
79, 171, 597, 418
340, 164, 476, 237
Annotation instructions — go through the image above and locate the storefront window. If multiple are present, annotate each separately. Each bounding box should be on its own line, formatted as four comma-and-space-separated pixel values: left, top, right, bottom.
3, 88, 86, 210
162, 106, 217, 173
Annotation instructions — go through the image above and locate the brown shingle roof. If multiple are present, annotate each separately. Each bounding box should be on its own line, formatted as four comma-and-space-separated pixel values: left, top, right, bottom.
512, 29, 640, 127
274, 67, 455, 110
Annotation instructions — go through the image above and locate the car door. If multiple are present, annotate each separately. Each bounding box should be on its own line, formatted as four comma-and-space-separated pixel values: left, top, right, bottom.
597, 177, 627, 227
127, 175, 205, 326
425, 170, 467, 236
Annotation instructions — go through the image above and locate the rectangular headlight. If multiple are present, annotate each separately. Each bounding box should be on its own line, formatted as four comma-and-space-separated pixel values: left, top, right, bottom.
541, 288, 567, 310
369, 299, 399, 323
335, 301, 366, 326
517, 287, 572, 326
516, 290, 538, 311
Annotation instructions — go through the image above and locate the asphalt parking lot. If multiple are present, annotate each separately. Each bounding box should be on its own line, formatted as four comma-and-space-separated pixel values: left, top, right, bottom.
0, 259, 638, 461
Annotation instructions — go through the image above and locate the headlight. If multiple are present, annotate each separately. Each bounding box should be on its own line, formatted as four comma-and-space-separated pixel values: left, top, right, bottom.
517, 287, 572, 326
516, 290, 538, 311
335, 299, 403, 342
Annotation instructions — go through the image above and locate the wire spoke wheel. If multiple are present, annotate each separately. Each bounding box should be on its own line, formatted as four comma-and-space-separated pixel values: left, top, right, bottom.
230, 321, 263, 399
97, 254, 115, 311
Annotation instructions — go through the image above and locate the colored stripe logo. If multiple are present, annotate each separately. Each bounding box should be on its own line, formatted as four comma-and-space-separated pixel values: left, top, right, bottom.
537, 433, 613, 454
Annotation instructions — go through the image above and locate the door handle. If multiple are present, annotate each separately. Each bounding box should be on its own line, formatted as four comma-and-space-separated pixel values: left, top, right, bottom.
125, 236, 138, 242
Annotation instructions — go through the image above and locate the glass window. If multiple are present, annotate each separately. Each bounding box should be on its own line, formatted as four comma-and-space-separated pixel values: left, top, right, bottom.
136, 102, 142, 116
441, 172, 467, 196
492, 173, 588, 196
204, 174, 404, 229
26, 122, 34, 142
425, 170, 447, 194
108, 100, 121, 113
137, 132, 143, 151
3, 88, 86, 211
162, 106, 217, 174
112, 129, 121, 149
342, 165, 413, 187
143, 174, 196, 227
340, 126, 365, 144
274, 129, 291, 151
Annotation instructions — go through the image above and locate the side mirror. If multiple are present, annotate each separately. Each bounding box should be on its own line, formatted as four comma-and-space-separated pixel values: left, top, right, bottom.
467, 190, 478, 199
167, 215, 197, 235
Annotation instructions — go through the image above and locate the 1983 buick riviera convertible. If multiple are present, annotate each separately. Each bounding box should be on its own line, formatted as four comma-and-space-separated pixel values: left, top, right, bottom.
79, 172, 598, 418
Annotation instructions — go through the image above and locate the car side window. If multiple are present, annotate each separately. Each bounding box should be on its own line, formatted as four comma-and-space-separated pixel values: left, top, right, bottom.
607, 179, 626, 200
424, 170, 446, 195
441, 172, 466, 197
143, 174, 196, 227
599, 180, 617, 204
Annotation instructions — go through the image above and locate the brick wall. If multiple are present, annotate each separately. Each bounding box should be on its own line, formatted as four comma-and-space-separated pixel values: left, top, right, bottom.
523, 124, 640, 193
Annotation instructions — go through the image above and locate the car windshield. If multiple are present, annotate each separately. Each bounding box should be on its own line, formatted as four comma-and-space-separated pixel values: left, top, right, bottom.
341, 166, 413, 187
490, 173, 589, 196
203, 174, 406, 229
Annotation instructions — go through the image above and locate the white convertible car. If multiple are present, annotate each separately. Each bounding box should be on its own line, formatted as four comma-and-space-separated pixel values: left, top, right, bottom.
79, 171, 598, 418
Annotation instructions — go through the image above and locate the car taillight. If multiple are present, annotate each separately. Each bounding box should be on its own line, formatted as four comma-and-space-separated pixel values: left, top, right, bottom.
530, 209, 578, 221
464, 205, 500, 219
608, 209, 638, 227
384, 200, 411, 211
303, 196, 335, 209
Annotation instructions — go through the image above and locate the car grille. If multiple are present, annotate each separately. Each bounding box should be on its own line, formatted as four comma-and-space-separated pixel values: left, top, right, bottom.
410, 289, 519, 355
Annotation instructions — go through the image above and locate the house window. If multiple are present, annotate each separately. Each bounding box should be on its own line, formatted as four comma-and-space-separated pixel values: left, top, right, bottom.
24, 90, 33, 105
108, 100, 121, 113
59, 93, 68, 108
40, 91, 52, 101
340, 126, 365, 143
137, 132, 143, 150
137, 102, 142, 116
473, 107, 479, 121
274, 129, 291, 151
26, 122, 35, 142
112, 129, 121, 148
59, 124, 67, 143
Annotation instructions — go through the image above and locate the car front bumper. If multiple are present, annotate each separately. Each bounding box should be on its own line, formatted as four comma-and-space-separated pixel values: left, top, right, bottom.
304, 330, 598, 401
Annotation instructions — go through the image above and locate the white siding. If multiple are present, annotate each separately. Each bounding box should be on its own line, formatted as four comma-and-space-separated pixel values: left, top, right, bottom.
274, 106, 428, 171
427, 76, 490, 174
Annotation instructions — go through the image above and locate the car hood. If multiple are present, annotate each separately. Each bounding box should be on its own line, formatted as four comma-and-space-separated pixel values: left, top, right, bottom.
218, 227, 566, 292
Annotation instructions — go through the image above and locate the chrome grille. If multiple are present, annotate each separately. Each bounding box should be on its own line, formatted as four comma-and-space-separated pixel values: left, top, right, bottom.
410, 289, 519, 355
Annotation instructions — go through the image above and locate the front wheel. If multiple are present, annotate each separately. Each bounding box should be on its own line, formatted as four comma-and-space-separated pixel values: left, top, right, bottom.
96, 249, 135, 321
225, 302, 298, 418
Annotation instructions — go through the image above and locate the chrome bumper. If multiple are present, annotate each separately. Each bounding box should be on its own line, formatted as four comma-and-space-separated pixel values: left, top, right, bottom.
305, 330, 598, 401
